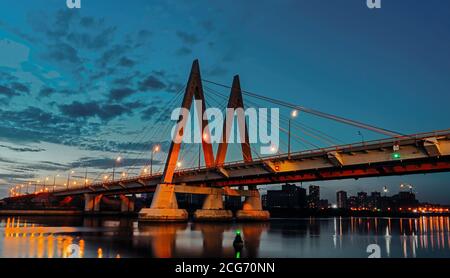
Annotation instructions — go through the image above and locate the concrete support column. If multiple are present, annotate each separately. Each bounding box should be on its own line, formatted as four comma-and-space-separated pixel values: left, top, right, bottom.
194, 193, 233, 221
120, 195, 135, 213
236, 189, 270, 221
138, 184, 188, 222
84, 194, 103, 212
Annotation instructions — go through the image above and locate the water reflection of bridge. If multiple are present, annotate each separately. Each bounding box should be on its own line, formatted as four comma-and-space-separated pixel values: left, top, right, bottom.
2, 216, 450, 258
134, 222, 269, 258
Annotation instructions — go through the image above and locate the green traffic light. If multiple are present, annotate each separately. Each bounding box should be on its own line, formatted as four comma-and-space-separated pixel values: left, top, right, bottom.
392, 153, 401, 159
236, 230, 241, 235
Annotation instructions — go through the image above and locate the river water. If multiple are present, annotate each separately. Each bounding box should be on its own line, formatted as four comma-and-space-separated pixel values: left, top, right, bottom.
0, 216, 449, 258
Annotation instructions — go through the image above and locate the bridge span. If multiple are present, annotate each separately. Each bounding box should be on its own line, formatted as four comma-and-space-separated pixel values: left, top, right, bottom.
53, 129, 450, 197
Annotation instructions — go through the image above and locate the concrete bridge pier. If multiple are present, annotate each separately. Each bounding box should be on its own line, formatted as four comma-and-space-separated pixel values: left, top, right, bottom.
236, 189, 270, 221
138, 184, 188, 222
194, 193, 233, 221
120, 195, 135, 213
84, 194, 103, 212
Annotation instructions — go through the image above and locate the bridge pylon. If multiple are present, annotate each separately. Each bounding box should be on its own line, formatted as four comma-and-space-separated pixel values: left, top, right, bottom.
140, 59, 214, 222
139, 60, 269, 223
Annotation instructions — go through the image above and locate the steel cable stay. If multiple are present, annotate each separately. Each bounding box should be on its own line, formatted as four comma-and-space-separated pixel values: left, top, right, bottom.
205, 85, 322, 154
120, 89, 186, 179
202, 79, 403, 138
90, 87, 185, 185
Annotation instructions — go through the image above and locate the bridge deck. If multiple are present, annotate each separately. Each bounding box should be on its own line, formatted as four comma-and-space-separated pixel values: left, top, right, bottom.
34, 129, 450, 197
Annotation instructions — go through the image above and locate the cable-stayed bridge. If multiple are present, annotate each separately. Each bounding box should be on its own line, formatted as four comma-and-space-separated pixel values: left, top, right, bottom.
4, 60, 450, 222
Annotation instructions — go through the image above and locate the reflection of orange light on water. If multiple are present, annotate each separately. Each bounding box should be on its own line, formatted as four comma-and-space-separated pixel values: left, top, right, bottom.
98, 248, 103, 258
48, 235, 54, 258
56, 236, 63, 258
79, 240, 85, 258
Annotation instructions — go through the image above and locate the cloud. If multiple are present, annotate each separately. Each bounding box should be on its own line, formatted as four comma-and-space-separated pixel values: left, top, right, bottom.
118, 56, 136, 67
0, 106, 91, 144
97, 44, 129, 67
45, 42, 82, 64
0, 173, 36, 180
59, 101, 138, 121
139, 75, 166, 92
207, 66, 228, 77
176, 47, 192, 56
66, 26, 117, 50
200, 20, 215, 33
0, 144, 45, 153
70, 157, 161, 170
10, 82, 30, 93
109, 87, 136, 101
39, 86, 56, 97
0, 85, 19, 97
141, 106, 162, 121
0, 39, 30, 68
176, 31, 200, 45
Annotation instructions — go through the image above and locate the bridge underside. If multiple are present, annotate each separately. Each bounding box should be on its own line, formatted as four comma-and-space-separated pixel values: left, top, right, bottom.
51, 155, 450, 198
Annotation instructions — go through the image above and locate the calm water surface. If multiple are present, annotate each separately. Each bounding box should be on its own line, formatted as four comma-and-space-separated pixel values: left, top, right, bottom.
1, 216, 450, 258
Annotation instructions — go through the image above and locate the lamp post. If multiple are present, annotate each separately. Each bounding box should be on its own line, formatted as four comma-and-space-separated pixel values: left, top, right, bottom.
358, 131, 365, 144
288, 110, 298, 159
35, 180, 40, 194
67, 170, 74, 190
151, 145, 160, 176
43, 177, 49, 192
53, 174, 59, 192
26, 182, 31, 194
84, 168, 89, 188
113, 156, 122, 182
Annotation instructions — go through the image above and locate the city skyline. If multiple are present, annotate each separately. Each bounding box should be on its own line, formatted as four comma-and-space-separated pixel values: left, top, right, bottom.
1, 0, 450, 203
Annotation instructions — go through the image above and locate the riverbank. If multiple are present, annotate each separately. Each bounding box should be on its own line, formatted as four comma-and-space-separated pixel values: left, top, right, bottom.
0, 210, 138, 216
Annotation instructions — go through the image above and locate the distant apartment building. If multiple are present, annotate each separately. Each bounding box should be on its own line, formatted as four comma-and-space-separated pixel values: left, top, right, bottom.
357, 192, 368, 209
336, 191, 348, 209
308, 185, 320, 209
368, 192, 382, 210
347, 196, 358, 209
266, 184, 307, 209
319, 199, 329, 210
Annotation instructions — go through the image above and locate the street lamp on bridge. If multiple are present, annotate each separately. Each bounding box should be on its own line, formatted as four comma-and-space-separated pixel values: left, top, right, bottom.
151, 145, 160, 176
35, 180, 40, 194
52, 174, 60, 193
67, 170, 75, 190
43, 177, 49, 192
288, 109, 298, 159
112, 156, 122, 182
